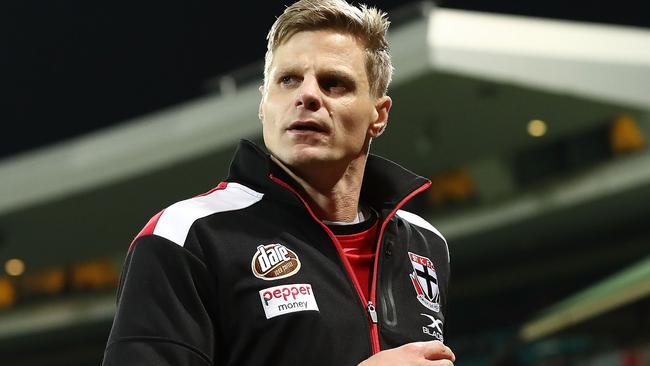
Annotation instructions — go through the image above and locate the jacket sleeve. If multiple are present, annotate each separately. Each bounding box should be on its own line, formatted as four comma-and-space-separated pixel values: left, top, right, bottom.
102, 235, 218, 366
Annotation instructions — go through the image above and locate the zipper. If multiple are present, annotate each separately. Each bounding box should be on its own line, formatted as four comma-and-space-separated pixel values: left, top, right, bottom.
367, 301, 378, 323
367, 180, 433, 353
270, 173, 431, 355
270, 174, 379, 353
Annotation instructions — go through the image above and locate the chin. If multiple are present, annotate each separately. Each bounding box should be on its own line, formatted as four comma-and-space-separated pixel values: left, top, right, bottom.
283, 147, 338, 168
286, 152, 329, 167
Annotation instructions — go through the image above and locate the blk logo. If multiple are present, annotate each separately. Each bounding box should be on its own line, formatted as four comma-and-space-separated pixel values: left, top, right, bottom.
420, 313, 444, 341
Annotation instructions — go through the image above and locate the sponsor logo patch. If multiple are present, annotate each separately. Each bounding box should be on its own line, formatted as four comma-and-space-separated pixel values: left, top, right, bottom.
259, 283, 319, 319
408, 252, 441, 312
420, 313, 444, 341
251, 243, 301, 280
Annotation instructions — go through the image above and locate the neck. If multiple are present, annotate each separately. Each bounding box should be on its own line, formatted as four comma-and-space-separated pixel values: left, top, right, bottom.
271, 154, 368, 222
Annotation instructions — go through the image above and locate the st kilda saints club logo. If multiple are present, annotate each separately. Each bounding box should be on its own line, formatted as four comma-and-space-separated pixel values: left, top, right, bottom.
408, 252, 440, 312
251, 243, 301, 280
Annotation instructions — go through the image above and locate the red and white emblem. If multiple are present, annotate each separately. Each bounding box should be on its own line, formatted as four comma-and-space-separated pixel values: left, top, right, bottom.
408, 252, 440, 312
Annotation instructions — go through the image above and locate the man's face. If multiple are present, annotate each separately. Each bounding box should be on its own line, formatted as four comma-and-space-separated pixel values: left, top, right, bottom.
260, 30, 390, 172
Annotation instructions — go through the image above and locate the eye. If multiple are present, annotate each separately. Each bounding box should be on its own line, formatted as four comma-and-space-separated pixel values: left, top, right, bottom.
279, 74, 300, 87
321, 77, 347, 93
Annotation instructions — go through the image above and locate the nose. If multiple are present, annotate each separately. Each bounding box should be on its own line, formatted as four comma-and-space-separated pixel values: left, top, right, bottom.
295, 77, 322, 112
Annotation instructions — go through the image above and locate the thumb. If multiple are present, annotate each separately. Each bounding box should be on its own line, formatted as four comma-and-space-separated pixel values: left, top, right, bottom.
421, 341, 455, 362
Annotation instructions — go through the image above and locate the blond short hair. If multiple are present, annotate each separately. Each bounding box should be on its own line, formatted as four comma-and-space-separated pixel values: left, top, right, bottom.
264, 0, 393, 97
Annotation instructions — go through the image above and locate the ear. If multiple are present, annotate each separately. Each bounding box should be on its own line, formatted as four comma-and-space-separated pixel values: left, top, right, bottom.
258, 85, 265, 122
368, 95, 392, 138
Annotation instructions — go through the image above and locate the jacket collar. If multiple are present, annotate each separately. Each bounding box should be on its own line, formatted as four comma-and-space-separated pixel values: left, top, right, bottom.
226, 139, 430, 216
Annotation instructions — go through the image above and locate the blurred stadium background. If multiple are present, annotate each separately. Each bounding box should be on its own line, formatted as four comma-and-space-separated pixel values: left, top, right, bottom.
2, 1, 649, 365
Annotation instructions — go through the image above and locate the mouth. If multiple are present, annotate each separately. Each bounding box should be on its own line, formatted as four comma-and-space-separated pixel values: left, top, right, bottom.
287, 120, 329, 134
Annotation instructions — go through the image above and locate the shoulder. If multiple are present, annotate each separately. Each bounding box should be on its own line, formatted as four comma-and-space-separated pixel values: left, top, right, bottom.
396, 209, 449, 262
130, 182, 264, 250
396, 209, 446, 243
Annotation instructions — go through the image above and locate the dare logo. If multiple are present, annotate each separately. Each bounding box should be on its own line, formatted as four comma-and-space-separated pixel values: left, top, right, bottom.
251, 243, 301, 280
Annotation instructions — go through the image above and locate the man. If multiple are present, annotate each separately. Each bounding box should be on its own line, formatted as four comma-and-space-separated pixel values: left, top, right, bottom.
103, 0, 454, 365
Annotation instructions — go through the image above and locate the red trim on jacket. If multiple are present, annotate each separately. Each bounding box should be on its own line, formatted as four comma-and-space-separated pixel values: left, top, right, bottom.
271, 173, 432, 354
128, 181, 229, 252
129, 210, 164, 252
367, 181, 432, 352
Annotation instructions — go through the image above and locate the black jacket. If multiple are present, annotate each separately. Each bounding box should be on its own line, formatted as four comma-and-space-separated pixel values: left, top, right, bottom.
103, 140, 450, 366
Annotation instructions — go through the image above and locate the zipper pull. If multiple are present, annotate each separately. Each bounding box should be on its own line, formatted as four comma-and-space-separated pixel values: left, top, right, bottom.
367, 301, 378, 323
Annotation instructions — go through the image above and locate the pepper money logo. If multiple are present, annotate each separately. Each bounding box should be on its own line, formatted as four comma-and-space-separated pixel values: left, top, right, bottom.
251, 243, 301, 280
259, 283, 319, 319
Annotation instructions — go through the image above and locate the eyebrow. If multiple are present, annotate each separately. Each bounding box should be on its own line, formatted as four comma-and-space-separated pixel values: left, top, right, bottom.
273, 65, 359, 83
320, 69, 357, 84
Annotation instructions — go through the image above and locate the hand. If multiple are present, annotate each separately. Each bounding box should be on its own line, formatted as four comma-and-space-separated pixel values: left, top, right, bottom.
358, 340, 455, 366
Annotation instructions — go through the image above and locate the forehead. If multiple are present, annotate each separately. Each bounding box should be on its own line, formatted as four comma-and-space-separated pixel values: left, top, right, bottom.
271, 30, 367, 78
